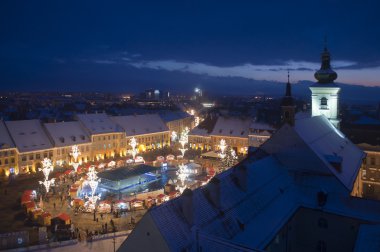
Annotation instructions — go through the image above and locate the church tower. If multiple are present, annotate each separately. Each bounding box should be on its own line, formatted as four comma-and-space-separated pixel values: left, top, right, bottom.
281, 72, 296, 126
310, 44, 341, 128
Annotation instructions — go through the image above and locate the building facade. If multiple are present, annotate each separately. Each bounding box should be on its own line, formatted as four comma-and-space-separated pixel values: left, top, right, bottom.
189, 116, 274, 155
111, 114, 170, 153
0, 113, 173, 175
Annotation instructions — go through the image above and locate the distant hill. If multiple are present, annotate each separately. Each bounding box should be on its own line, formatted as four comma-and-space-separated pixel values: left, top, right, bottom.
199, 76, 380, 104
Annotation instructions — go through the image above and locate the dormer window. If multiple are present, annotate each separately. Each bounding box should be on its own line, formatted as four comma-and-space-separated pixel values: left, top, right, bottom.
320, 97, 328, 110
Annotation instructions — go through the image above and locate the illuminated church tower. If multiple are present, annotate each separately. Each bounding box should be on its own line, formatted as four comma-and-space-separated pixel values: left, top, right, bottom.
310, 45, 341, 128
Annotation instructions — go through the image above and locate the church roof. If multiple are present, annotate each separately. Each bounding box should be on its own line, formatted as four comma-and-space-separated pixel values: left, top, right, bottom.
120, 116, 376, 252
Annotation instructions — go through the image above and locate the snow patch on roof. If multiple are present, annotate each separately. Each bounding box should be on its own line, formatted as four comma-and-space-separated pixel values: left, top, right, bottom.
111, 114, 168, 136
5, 119, 53, 152
76, 113, 122, 134
44, 121, 90, 147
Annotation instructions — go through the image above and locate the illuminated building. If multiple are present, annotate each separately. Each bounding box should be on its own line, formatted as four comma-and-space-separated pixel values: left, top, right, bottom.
76, 113, 125, 160
310, 45, 341, 128
111, 114, 170, 152
5, 119, 54, 174
0, 121, 18, 176
44, 121, 92, 165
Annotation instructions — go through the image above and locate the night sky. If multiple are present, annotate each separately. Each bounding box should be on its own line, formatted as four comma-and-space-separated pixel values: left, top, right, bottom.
1, 0, 380, 94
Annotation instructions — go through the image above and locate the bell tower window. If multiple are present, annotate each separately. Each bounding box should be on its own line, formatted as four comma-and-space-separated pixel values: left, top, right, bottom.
320, 97, 328, 109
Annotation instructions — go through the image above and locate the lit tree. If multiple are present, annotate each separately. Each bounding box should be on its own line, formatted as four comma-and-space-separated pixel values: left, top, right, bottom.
129, 137, 138, 160
171, 131, 177, 142
176, 163, 189, 193
179, 127, 189, 157
39, 158, 55, 194
218, 139, 227, 159
70, 145, 81, 173
84, 166, 101, 210
195, 116, 200, 127
220, 146, 238, 172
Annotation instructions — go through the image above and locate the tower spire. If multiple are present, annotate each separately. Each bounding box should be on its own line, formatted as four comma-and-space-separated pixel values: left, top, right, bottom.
281, 71, 295, 126
286, 70, 291, 97
314, 38, 338, 83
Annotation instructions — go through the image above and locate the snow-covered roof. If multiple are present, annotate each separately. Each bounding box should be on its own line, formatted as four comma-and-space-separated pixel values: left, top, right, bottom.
120, 115, 378, 252
210, 117, 251, 138
189, 127, 210, 137
0, 121, 15, 149
76, 113, 122, 135
159, 111, 192, 123
111, 114, 169, 136
249, 121, 275, 137
295, 116, 365, 190
44, 121, 91, 147
148, 155, 291, 251
5, 119, 53, 152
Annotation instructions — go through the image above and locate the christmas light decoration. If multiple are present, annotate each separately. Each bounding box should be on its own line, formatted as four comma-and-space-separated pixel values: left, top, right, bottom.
179, 127, 189, 157
171, 131, 177, 142
38, 158, 55, 194
218, 139, 227, 159
84, 166, 101, 210
129, 137, 138, 160
70, 145, 81, 173
176, 163, 189, 193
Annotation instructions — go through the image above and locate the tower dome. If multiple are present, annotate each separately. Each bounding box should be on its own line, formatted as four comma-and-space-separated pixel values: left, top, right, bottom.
314, 47, 338, 83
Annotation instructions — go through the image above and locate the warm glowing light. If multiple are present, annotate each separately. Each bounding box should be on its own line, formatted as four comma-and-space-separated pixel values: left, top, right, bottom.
176, 163, 189, 193
84, 166, 101, 210
179, 127, 189, 157
171, 131, 177, 142
39, 158, 55, 194
70, 145, 81, 173
129, 137, 138, 160
218, 139, 227, 159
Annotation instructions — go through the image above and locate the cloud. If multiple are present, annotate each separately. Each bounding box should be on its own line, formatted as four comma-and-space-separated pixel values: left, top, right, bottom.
93, 59, 116, 64
127, 58, 380, 86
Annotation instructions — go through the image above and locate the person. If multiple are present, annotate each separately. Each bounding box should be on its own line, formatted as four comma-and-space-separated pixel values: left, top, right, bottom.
53, 202, 56, 209
100, 213, 103, 220
78, 232, 81, 242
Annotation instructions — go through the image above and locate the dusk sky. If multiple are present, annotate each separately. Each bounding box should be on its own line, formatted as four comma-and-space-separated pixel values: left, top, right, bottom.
1, 0, 380, 94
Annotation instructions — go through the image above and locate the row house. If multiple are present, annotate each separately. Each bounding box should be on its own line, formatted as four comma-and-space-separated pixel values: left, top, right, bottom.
111, 114, 170, 153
